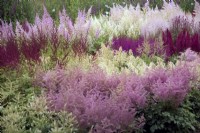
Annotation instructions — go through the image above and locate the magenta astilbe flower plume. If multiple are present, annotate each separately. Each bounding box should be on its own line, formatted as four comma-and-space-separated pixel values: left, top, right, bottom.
162, 29, 175, 57
170, 16, 193, 36
175, 29, 191, 53
112, 36, 144, 56
21, 40, 42, 62
19, 23, 48, 62
162, 28, 200, 58
0, 38, 20, 68
190, 33, 200, 52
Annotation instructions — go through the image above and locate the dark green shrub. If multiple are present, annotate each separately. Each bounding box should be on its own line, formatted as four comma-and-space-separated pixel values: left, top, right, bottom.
143, 88, 200, 133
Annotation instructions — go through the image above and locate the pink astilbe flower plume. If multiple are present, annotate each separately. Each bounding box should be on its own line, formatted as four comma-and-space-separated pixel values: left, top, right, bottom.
40, 68, 146, 132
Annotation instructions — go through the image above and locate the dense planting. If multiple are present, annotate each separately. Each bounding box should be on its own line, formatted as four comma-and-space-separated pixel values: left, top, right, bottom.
1, 1, 200, 133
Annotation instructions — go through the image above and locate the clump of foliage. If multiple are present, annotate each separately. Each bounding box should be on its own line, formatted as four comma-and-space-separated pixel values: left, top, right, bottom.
0, 69, 78, 133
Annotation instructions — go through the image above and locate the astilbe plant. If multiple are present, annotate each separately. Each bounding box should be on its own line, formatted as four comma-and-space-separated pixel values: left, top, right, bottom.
58, 8, 92, 56
170, 16, 194, 39
179, 48, 200, 62
38, 57, 198, 132
16, 7, 93, 65
0, 22, 20, 68
0, 38, 20, 68
0, 21, 14, 42
40, 67, 146, 132
144, 65, 195, 107
162, 28, 200, 58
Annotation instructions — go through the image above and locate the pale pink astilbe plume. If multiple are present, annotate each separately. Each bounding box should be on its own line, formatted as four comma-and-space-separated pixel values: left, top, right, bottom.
58, 8, 74, 40
41, 6, 54, 38
0, 21, 14, 42
145, 65, 195, 107
31, 7, 54, 39
140, 3, 168, 38
74, 11, 90, 38
41, 68, 145, 132
141, 16, 169, 38
72, 10, 92, 54
15, 21, 32, 40
121, 73, 148, 109
162, 0, 187, 21
109, 4, 125, 22
58, 8, 91, 54
179, 48, 199, 62
32, 14, 42, 38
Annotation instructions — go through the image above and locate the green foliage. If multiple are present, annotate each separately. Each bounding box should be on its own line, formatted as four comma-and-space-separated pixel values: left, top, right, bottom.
0, 0, 35, 23
143, 89, 200, 133
184, 89, 200, 131
0, 69, 78, 133
1, 103, 78, 133
176, 0, 195, 12
143, 102, 197, 133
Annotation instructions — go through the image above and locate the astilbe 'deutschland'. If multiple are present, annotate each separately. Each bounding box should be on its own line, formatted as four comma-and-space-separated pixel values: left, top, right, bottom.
41, 68, 146, 132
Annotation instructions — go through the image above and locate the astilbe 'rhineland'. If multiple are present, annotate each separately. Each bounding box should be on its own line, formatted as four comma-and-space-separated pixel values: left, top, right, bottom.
41, 67, 146, 132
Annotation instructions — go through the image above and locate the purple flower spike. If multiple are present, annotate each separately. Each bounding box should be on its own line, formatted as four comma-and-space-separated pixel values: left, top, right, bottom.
112, 36, 144, 56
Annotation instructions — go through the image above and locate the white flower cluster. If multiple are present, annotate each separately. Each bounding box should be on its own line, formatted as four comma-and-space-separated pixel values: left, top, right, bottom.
88, 1, 200, 42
